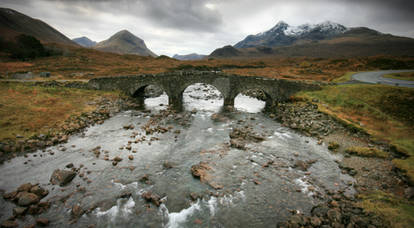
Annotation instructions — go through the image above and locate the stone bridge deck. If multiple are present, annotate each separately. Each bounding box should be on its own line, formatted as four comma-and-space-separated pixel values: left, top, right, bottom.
88, 71, 320, 111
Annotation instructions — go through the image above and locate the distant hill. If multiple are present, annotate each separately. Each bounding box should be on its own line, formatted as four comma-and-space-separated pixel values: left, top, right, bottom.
0, 8, 77, 46
209, 45, 241, 58
72, 36, 96, 47
94, 30, 157, 57
209, 21, 414, 58
173, 53, 206, 60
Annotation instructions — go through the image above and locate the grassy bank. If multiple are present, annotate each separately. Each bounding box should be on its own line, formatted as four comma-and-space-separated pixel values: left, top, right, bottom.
383, 72, 414, 81
332, 72, 356, 83
356, 190, 414, 228
297, 84, 414, 227
0, 82, 120, 142
297, 84, 414, 182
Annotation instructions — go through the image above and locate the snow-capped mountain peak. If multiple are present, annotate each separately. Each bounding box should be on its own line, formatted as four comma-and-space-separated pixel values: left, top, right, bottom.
234, 21, 349, 48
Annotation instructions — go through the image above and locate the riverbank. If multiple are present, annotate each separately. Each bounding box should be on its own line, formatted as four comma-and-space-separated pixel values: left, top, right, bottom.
273, 83, 414, 227
0, 81, 137, 163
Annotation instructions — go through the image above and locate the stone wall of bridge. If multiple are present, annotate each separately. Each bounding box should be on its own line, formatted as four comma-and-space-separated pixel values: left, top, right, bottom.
88, 71, 320, 111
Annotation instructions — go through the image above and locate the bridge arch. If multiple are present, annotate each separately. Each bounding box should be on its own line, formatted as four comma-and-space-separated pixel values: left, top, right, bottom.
181, 83, 224, 112
131, 83, 169, 108
234, 85, 276, 111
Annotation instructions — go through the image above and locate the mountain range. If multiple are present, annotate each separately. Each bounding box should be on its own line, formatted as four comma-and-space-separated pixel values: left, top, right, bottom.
211, 21, 414, 58
1, 7, 414, 59
72, 36, 96, 47
173, 53, 206, 60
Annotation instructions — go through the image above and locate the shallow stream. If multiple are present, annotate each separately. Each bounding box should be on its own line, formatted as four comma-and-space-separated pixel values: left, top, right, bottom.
0, 83, 354, 227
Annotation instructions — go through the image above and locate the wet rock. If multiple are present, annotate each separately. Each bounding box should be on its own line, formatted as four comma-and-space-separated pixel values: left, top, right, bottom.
128, 155, 134, 160
112, 161, 118, 166
327, 209, 341, 222
113, 156, 123, 162
163, 161, 173, 169
71, 204, 84, 219
189, 192, 200, 201
328, 141, 340, 151
191, 162, 211, 182
66, 163, 74, 168
139, 174, 150, 184
50, 169, 76, 186
17, 192, 39, 206
3, 191, 17, 200
141, 191, 161, 206
35, 218, 49, 226
310, 216, 322, 226
30, 185, 48, 198
230, 139, 246, 150
17, 183, 32, 192
13, 207, 27, 216
1, 220, 18, 228
262, 160, 274, 168
293, 160, 309, 171
123, 124, 134, 130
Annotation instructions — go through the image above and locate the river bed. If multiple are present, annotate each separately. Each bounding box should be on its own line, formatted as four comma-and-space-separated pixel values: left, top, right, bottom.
0, 83, 355, 227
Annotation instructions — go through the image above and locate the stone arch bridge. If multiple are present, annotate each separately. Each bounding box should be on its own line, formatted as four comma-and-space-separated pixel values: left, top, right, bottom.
88, 71, 320, 111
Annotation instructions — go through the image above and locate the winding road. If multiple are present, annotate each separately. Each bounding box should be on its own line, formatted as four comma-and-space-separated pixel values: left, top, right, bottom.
351, 70, 414, 88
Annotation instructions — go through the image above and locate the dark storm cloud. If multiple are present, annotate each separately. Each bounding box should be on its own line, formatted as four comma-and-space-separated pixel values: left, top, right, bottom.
15, 0, 223, 32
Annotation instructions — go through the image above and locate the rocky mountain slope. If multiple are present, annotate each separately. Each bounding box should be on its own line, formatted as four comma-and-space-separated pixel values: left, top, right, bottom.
94, 30, 157, 57
0, 8, 76, 46
235, 21, 348, 48
72, 36, 96, 47
210, 21, 414, 58
173, 53, 206, 60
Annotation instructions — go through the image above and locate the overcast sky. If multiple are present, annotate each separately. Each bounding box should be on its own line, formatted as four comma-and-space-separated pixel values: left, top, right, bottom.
1, 0, 414, 56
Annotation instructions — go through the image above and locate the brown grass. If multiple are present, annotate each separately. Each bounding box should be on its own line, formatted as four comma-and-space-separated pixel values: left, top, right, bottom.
1, 47, 413, 82
0, 82, 120, 141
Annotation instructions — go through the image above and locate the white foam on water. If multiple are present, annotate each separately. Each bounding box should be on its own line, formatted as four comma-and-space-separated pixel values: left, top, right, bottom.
96, 197, 136, 221
294, 177, 314, 197
164, 200, 202, 228
207, 127, 214, 133
207, 197, 217, 216
122, 197, 136, 214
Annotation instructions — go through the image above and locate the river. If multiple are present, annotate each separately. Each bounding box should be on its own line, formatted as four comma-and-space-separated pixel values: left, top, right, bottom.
0, 83, 354, 227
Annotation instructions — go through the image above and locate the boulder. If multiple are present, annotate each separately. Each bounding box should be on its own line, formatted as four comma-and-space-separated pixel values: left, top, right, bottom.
17, 183, 32, 192
17, 192, 39, 206
30, 185, 48, 198
50, 169, 76, 186
35, 218, 49, 226
141, 191, 161, 206
12, 207, 27, 216
294, 160, 309, 171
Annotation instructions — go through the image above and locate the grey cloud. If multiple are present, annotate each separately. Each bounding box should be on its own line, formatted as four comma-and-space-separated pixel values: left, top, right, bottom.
1, 0, 414, 55
35, 0, 223, 32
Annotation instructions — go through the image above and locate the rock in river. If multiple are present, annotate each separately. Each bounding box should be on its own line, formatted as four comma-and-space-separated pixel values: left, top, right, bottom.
50, 169, 76, 186
17, 192, 39, 206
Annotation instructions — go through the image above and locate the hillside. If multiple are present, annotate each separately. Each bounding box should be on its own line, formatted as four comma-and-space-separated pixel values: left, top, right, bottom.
72, 36, 96, 47
0, 8, 76, 46
211, 21, 414, 58
94, 30, 157, 57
